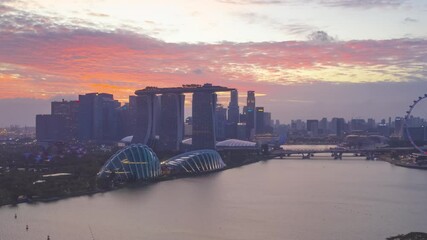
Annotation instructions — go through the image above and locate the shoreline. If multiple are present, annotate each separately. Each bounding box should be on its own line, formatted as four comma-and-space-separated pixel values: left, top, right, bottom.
0, 154, 266, 208
3, 154, 426, 208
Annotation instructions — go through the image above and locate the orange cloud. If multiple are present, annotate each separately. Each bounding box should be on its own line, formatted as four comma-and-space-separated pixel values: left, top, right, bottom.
0, 6, 426, 101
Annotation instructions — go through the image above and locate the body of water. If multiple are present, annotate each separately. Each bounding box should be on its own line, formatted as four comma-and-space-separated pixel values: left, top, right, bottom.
1, 157, 427, 240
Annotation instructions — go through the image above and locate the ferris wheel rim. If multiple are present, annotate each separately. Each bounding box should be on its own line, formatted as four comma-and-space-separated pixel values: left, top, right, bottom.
404, 94, 427, 154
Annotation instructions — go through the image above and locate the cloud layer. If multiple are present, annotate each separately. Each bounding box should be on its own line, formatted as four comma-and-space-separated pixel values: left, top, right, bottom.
0, 2, 426, 103
219, 0, 407, 8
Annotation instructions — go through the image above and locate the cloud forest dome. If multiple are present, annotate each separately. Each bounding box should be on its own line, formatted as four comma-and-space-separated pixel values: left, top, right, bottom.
162, 150, 226, 174
97, 144, 160, 181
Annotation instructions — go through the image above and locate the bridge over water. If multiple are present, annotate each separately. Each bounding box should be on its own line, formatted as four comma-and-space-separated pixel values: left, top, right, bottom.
269, 147, 417, 160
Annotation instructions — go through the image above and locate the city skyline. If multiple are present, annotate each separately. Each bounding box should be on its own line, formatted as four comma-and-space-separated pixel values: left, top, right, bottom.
1, 0, 427, 126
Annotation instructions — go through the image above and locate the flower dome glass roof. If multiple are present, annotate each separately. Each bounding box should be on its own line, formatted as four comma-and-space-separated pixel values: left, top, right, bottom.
97, 144, 160, 181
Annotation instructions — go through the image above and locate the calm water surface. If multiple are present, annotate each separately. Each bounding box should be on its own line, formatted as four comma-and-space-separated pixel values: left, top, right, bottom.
1, 157, 427, 240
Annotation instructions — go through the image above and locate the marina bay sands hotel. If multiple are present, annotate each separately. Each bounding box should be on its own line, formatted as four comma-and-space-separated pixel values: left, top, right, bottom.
133, 83, 235, 151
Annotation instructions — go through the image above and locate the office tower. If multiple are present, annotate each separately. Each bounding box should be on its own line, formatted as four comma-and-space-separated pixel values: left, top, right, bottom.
133, 94, 156, 144
307, 120, 319, 137
192, 92, 217, 150
158, 93, 185, 151
394, 117, 403, 138
246, 91, 255, 139
319, 117, 328, 135
77, 93, 120, 142
227, 90, 239, 124
255, 107, 264, 134
331, 117, 346, 138
263, 111, 272, 133
367, 118, 376, 130
350, 119, 367, 131
51, 99, 79, 140
215, 104, 227, 140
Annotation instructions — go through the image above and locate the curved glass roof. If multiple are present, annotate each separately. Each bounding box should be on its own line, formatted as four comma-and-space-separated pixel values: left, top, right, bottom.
182, 138, 257, 149
162, 149, 226, 174
120, 135, 133, 143
182, 138, 192, 145
97, 144, 160, 181
216, 139, 257, 148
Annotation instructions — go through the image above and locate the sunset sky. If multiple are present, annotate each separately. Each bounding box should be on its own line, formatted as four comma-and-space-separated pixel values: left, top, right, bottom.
0, 0, 427, 126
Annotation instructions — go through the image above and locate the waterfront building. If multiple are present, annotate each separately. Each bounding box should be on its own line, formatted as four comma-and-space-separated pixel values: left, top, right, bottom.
307, 119, 319, 137
225, 122, 238, 139
78, 93, 120, 142
134, 84, 234, 149
236, 123, 247, 140
133, 94, 157, 145
255, 107, 265, 134
192, 91, 217, 149
246, 91, 255, 139
227, 89, 239, 124
263, 111, 272, 133
367, 118, 376, 130
404, 126, 427, 142
394, 117, 403, 138
331, 117, 346, 138
97, 144, 160, 181
158, 93, 185, 151
350, 119, 367, 132
51, 99, 79, 140
161, 149, 226, 175
319, 117, 328, 136
215, 104, 227, 140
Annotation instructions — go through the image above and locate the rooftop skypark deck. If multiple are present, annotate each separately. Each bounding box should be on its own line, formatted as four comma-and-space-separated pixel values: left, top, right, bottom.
135, 83, 235, 95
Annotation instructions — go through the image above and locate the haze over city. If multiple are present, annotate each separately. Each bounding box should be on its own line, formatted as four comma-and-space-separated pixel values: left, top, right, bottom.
1, 0, 427, 126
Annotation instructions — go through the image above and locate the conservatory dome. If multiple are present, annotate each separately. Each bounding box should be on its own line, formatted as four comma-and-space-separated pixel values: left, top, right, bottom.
162, 149, 226, 174
97, 144, 160, 181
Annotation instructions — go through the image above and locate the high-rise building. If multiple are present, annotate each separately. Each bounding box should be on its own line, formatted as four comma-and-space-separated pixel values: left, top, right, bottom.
331, 117, 346, 138
133, 94, 156, 145
255, 107, 264, 134
394, 117, 403, 138
78, 93, 121, 142
227, 90, 239, 124
215, 104, 227, 140
246, 91, 255, 139
192, 92, 217, 150
51, 99, 79, 140
263, 111, 273, 133
158, 93, 185, 151
367, 118, 376, 130
350, 119, 367, 131
319, 117, 328, 135
307, 119, 319, 137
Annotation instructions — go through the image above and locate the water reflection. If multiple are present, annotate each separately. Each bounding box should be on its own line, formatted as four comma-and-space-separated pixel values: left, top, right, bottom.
1, 158, 427, 240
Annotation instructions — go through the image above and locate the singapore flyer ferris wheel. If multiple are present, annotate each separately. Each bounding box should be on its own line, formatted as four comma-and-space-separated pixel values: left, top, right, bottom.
404, 93, 427, 154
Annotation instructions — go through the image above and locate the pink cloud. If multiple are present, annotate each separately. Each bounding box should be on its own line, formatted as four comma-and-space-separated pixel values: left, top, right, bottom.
0, 4, 426, 101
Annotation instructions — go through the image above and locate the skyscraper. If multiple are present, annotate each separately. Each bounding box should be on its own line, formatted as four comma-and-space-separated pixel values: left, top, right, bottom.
227, 90, 239, 124
133, 94, 156, 145
78, 93, 120, 142
307, 119, 319, 137
255, 107, 265, 134
192, 91, 217, 150
158, 93, 185, 151
51, 99, 79, 140
246, 91, 255, 139
215, 104, 227, 140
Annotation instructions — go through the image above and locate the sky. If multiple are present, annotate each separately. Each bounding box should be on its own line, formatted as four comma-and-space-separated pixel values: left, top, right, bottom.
0, 0, 427, 126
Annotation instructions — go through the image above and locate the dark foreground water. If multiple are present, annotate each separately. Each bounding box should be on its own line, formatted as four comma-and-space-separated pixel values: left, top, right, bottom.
1, 157, 427, 240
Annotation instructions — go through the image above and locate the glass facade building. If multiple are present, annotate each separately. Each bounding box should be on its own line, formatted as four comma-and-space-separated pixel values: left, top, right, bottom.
162, 150, 226, 175
97, 144, 160, 181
